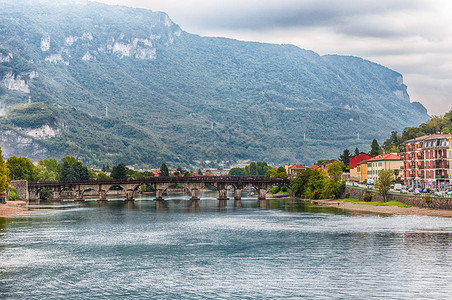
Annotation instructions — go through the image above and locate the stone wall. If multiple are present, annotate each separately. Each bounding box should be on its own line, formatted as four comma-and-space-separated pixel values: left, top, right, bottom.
344, 187, 452, 210
10, 180, 29, 202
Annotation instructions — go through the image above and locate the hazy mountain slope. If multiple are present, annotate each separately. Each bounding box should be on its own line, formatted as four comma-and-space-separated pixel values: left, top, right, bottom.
0, 0, 429, 167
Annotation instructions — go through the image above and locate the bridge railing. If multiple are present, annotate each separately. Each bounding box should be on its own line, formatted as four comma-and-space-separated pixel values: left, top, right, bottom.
28, 176, 290, 187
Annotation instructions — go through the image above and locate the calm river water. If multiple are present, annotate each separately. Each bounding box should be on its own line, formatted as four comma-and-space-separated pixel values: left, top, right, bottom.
1, 192, 452, 299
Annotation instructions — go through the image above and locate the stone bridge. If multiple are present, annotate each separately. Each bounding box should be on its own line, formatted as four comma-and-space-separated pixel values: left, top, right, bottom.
18, 176, 289, 202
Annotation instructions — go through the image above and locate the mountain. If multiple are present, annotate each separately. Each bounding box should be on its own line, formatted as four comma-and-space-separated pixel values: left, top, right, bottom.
0, 0, 429, 168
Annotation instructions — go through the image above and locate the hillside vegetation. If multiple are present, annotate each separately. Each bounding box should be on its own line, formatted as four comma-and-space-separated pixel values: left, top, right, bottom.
0, 0, 429, 167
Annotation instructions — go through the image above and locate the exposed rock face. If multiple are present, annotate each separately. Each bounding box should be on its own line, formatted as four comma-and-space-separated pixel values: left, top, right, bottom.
41, 33, 50, 52
0, 130, 48, 160
0, 52, 13, 63
0, 72, 30, 93
25, 125, 61, 139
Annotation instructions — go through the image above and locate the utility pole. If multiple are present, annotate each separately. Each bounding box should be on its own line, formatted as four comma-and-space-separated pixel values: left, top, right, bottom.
28, 95, 31, 104
105, 105, 108, 118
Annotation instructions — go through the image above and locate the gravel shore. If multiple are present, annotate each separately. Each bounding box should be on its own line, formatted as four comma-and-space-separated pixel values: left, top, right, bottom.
0, 201, 33, 218
313, 199, 452, 217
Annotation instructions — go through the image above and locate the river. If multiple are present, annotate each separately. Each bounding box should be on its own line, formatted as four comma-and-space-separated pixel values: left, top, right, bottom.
1, 192, 452, 299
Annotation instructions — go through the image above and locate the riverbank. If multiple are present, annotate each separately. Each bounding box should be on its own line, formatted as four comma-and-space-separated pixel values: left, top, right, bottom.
312, 199, 452, 217
0, 201, 33, 218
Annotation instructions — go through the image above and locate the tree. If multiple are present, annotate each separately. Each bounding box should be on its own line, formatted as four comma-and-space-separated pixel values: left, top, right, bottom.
327, 161, 345, 181
370, 139, 382, 156
6, 156, 35, 181
159, 163, 169, 177
197, 169, 202, 176
339, 149, 351, 169
354, 147, 360, 156
375, 169, 394, 202
256, 162, 270, 175
111, 163, 127, 179
59, 158, 90, 181
0, 147, 10, 193
36, 158, 59, 181
229, 167, 246, 175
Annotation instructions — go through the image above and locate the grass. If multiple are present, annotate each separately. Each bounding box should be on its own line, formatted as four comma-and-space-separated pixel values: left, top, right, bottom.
342, 198, 411, 208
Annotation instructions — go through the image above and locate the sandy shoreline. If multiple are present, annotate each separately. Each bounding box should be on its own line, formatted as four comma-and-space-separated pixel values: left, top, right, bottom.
311, 199, 452, 217
0, 201, 34, 218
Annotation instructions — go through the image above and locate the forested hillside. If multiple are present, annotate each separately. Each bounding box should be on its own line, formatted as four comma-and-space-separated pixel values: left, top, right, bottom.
0, 0, 429, 167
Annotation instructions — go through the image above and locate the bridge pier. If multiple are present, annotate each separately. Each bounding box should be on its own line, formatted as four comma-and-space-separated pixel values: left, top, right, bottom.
234, 199, 242, 208
154, 188, 165, 201
98, 190, 107, 201
125, 190, 135, 202
75, 190, 84, 202
52, 191, 61, 202
258, 188, 268, 200
234, 189, 242, 201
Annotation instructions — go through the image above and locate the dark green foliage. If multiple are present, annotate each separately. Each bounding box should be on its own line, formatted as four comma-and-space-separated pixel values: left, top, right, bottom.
111, 163, 127, 179
39, 187, 53, 200
339, 149, 351, 169
59, 157, 90, 181
0, 1, 430, 167
370, 139, 382, 156
229, 168, 246, 176
354, 148, 360, 156
363, 193, 373, 202
159, 163, 169, 177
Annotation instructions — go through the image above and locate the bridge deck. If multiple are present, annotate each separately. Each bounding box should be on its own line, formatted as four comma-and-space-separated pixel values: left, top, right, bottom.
28, 176, 290, 187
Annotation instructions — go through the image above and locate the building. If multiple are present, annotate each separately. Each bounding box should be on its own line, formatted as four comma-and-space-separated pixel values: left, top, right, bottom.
318, 160, 336, 172
356, 160, 369, 183
403, 133, 452, 189
367, 154, 403, 182
285, 164, 307, 178
349, 153, 373, 182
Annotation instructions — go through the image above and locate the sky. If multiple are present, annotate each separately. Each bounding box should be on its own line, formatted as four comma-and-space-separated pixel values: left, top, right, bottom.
96, 0, 452, 116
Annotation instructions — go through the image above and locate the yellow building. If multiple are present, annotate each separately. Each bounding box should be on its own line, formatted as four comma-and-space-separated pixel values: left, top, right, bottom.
367, 154, 403, 181
356, 161, 369, 182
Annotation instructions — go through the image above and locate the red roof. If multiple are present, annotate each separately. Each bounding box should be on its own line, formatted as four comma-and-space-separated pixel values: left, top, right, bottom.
309, 165, 320, 169
367, 154, 401, 161
288, 164, 306, 169
349, 153, 373, 169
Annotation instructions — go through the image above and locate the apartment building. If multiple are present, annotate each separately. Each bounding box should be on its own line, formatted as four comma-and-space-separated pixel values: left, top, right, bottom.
403, 133, 452, 189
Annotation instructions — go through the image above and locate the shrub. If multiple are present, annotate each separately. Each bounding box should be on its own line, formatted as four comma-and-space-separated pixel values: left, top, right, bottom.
363, 193, 373, 202
8, 189, 18, 201
424, 193, 432, 204
344, 192, 350, 199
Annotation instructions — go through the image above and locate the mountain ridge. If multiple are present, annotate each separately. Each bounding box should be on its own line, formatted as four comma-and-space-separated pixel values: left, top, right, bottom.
0, 0, 429, 167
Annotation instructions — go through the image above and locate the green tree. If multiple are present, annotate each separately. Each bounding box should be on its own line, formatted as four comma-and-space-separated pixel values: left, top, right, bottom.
229, 167, 246, 175
339, 149, 351, 169
36, 158, 59, 181
328, 161, 345, 181
375, 169, 394, 202
370, 139, 382, 156
256, 162, 270, 175
354, 147, 360, 156
159, 163, 169, 177
248, 162, 258, 175
111, 163, 127, 179
197, 169, 202, 176
0, 147, 10, 193
6, 156, 35, 181
59, 158, 90, 181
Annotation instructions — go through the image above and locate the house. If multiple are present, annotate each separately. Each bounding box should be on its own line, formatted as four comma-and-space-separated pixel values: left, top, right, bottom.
318, 160, 336, 172
309, 165, 320, 169
356, 160, 369, 183
285, 164, 307, 178
349, 153, 373, 182
403, 133, 452, 189
367, 154, 403, 182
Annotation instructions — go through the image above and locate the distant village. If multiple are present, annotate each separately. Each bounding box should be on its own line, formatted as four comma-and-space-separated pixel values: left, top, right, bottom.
121, 133, 452, 191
